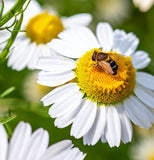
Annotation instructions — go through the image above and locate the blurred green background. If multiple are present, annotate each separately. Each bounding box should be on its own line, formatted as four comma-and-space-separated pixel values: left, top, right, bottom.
0, 0, 154, 159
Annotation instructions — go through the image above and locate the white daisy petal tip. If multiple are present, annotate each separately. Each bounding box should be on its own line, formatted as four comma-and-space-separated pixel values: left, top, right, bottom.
136, 72, 154, 90
37, 70, 75, 87
134, 83, 154, 109
113, 30, 139, 56
62, 13, 92, 28
70, 100, 97, 139
96, 22, 113, 51
105, 106, 121, 148
49, 39, 85, 59
116, 103, 133, 144
83, 106, 107, 146
124, 95, 152, 129
0, 121, 86, 160
132, 50, 151, 69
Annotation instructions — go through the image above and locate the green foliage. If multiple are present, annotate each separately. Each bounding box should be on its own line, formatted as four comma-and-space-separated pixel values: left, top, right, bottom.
0, 86, 15, 98
0, 115, 16, 124
0, 0, 30, 61
0, 0, 154, 160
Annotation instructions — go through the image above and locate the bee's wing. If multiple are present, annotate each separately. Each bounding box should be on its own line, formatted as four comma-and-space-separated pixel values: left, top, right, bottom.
98, 61, 114, 75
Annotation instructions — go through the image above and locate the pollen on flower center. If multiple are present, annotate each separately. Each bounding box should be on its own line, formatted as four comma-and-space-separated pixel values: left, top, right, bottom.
75, 48, 136, 104
26, 13, 64, 44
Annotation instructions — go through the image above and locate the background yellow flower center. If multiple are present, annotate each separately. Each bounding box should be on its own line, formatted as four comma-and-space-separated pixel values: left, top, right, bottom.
26, 13, 64, 44
75, 48, 136, 104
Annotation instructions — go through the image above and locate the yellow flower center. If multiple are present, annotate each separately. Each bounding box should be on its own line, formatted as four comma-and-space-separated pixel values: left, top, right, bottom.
75, 48, 136, 104
147, 153, 154, 160
26, 13, 64, 44
150, 156, 154, 160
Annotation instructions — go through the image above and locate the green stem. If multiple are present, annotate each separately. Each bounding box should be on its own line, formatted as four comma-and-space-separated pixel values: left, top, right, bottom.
0, 0, 27, 27
4, 124, 12, 138
0, 0, 4, 20
0, 13, 23, 61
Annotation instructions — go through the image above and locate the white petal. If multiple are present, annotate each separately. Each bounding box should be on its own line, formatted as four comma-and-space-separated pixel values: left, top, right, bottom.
96, 22, 113, 51
101, 133, 107, 143
27, 44, 51, 69
58, 26, 100, 52
7, 39, 30, 68
113, 32, 139, 56
12, 42, 36, 71
36, 56, 76, 73
105, 106, 121, 147
124, 95, 152, 129
37, 70, 75, 87
136, 72, 154, 90
40, 45, 58, 57
83, 106, 107, 145
132, 50, 151, 69
63, 13, 92, 28
41, 83, 79, 106
114, 29, 127, 39
26, 129, 49, 160
49, 91, 83, 118
39, 140, 86, 160
8, 122, 32, 160
44, 147, 83, 160
145, 107, 154, 123
2, 1, 14, 14
49, 39, 85, 58
134, 83, 154, 109
54, 98, 83, 128
116, 104, 132, 144
39, 140, 73, 160
73, 150, 86, 160
27, 44, 42, 70
21, 0, 42, 29
71, 100, 97, 139
0, 30, 10, 44
0, 124, 8, 160
63, 148, 85, 160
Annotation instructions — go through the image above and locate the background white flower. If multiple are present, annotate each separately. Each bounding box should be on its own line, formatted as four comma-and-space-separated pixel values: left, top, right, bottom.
133, 0, 154, 12
22, 71, 51, 103
37, 22, 154, 148
95, 0, 131, 25
0, 121, 86, 160
6, 0, 92, 71
131, 136, 154, 160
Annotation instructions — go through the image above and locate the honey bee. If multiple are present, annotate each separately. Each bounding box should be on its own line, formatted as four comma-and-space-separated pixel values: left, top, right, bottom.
92, 50, 118, 75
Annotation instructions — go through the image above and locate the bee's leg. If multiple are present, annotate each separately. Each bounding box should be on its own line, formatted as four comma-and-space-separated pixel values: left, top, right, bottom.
113, 71, 117, 75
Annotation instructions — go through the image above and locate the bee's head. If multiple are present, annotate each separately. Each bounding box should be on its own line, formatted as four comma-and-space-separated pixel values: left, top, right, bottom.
92, 50, 97, 61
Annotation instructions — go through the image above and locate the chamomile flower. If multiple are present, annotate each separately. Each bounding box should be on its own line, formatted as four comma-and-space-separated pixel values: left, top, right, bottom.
36, 22, 154, 147
0, 121, 86, 160
7, 0, 92, 71
131, 136, 154, 160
